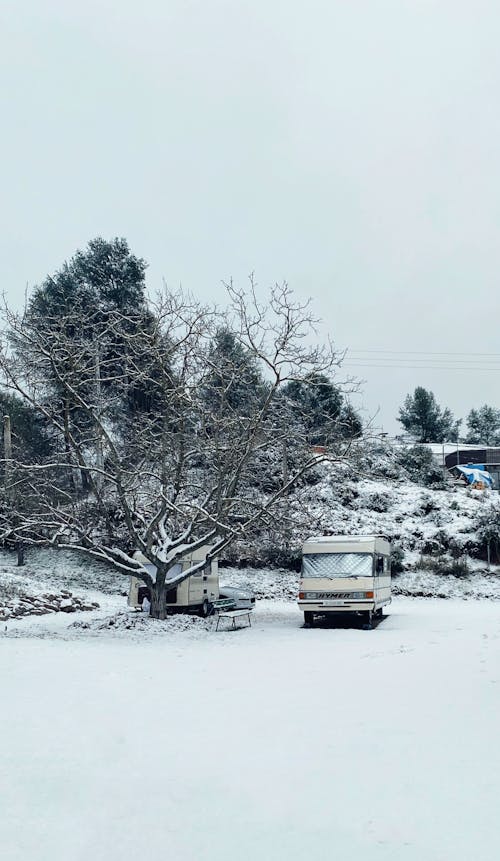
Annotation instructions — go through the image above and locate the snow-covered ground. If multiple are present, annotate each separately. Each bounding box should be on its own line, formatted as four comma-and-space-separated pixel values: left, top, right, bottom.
1, 598, 499, 861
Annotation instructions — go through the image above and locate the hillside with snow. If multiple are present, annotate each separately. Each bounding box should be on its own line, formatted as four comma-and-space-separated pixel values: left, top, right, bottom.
1, 443, 499, 613
222, 443, 500, 597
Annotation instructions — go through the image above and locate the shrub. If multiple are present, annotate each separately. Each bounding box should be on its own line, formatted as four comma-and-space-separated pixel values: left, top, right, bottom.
472, 503, 500, 563
439, 558, 469, 578
417, 555, 470, 578
260, 546, 302, 571
362, 446, 402, 480
390, 546, 405, 575
0, 582, 21, 601
335, 484, 359, 508
365, 491, 392, 513
415, 493, 439, 516
397, 445, 450, 488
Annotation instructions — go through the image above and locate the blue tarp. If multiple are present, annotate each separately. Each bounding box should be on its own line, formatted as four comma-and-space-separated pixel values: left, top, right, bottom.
456, 465, 493, 487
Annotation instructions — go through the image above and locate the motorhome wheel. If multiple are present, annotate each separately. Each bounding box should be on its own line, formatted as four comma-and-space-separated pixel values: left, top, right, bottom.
362, 611, 373, 630
200, 599, 211, 618
304, 611, 314, 627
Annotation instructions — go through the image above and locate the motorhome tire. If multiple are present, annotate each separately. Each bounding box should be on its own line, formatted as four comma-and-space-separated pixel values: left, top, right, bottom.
362, 611, 373, 630
200, 599, 211, 618
304, 612, 314, 627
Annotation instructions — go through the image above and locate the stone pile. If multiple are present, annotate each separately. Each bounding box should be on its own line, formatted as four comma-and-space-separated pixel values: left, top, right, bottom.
0, 590, 99, 621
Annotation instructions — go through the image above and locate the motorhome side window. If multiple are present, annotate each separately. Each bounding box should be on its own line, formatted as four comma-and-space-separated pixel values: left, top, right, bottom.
375, 556, 384, 575
302, 553, 372, 578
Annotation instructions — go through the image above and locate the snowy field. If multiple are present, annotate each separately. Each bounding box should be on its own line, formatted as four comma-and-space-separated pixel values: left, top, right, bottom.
1, 599, 499, 861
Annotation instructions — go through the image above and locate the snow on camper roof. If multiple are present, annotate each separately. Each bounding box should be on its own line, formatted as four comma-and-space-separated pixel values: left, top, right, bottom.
306, 534, 384, 544
302, 534, 391, 555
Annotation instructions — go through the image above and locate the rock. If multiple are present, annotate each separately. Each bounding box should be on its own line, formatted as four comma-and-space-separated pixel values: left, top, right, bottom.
0, 589, 99, 619
60, 598, 75, 612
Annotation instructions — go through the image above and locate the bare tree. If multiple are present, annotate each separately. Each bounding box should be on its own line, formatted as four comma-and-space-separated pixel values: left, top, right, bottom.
0, 278, 357, 618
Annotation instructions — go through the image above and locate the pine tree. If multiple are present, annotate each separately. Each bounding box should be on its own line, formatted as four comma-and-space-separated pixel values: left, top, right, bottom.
284, 373, 361, 446
465, 405, 500, 446
12, 237, 152, 491
201, 328, 266, 415
398, 387, 460, 443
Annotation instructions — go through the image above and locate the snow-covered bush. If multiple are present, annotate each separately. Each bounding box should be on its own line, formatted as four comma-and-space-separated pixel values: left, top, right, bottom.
413, 493, 440, 517
397, 445, 450, 488
390, 546, 405, 575
0, 581, 21, 600
365, 491, 392, 513
335, 484, 359, 508
355, 440, 402, 480
417, 555, 470, 578
472, 503, 500, 563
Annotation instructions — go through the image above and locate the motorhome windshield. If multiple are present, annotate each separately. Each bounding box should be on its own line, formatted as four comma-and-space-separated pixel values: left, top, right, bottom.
302, 553, 373, 579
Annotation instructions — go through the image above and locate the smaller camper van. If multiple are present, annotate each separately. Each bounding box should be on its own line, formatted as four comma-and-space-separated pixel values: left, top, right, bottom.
298, 534, 391, 628
128, 546, 219, 617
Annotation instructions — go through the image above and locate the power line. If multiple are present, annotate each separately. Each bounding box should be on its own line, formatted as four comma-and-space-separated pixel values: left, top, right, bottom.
347, 349, 500, 357
344, 362, 500, 371
347, 357, 500, 365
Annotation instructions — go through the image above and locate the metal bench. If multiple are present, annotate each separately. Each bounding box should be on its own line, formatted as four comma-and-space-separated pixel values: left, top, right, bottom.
215, 608, 252, 631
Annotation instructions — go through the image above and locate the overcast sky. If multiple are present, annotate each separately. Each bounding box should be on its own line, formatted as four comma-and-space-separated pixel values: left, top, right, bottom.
1, 0, 499, 434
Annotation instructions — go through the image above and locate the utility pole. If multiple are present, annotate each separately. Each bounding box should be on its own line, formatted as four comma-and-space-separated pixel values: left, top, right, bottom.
3, 414, 12, 490
4, 414, 25, 566
94, 341, 104, 489
282, 440, 288, 486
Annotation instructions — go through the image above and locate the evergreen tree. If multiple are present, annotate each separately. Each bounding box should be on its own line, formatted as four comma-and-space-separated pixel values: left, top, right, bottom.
284, 374, 361, 446
465, 405, 500, 446
12, 238, 153, 491
340, 403, 363, 440
201, 328, 266, 415
29, 237, 147, 319
0, 391, 52, 463
397, 387, 460, 443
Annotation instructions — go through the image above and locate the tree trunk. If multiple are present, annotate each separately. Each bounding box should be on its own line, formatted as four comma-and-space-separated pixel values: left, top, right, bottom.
63, 404, 77, 492
16, 540, 25, 567
80, 467, 90, 492
150, 575, 168, 620
3, 414, 12, 491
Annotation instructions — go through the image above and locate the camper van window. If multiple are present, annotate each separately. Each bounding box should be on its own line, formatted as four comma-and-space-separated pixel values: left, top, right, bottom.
376, 556, 384, 575
166, 563, 182, 580
302, 553, 372, 579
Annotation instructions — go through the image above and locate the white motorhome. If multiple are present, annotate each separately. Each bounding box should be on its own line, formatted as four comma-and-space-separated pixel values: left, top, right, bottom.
128, 546, 219, 617
298, 534, 391, 628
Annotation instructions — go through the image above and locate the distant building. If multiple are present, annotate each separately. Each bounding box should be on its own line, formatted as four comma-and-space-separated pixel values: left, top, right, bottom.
444, 447, 500, 490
